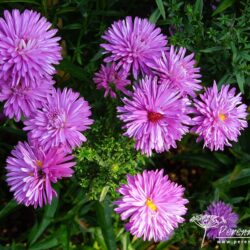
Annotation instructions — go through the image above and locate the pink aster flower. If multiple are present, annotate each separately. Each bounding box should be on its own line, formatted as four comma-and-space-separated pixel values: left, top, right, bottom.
6, 141, 75, 208
0, 9, 62, 86
117, 76, 191, 156
114, 169, 188, 242
148, 46, 202, 97
101, 16, 167, 79
93, 63, 131, 98
205, 201, 238, 239
24, 88, 93, 152
0, 77, 54, 121
192, 82, 248, 150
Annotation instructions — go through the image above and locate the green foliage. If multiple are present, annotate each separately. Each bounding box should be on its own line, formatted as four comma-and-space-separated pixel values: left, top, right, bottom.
75, 119, 147, 200
158, 0, 250, 93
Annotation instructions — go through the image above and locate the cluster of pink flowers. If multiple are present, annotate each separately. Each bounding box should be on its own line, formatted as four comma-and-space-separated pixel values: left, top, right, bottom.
1, 11, 246, 244
94, 17, 246, 241
0, 10, 93, 208
95, 16, 248, 156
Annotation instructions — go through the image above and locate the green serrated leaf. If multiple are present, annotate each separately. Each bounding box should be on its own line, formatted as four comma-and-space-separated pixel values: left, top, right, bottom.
239, 51, 250, 61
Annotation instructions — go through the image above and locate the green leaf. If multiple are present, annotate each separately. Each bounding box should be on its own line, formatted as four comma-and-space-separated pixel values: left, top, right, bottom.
56, 7, 78, 15
172, 153, 219, 170
62, 24, 82, 30
29, 196, 59, 245
239, 208, 250, 222
0, 126, 26, 138
214, 164, 250, 189
0, 200, 18, 221
29, 237, 58, 250
121, 233, 129, 250
96, 198, 117, 250
212, 0, 236, 16
155, 0, 166, 20
57, 225, 69, 250
229, 168, 250, 188
235, 71, 245, 93
57, 58, 87, 81
194, 0, 203, 16
231, 42, 237, 63
149, 9, 161, 24
99, 186, 109, 202
239, 51, 250, 61
131, 239, 152, 250
230, 197, 245, 204
93, 227, 108, 250
218, 73, 233, 88
199, 47, 223, 53
90, 49, 104, 62
0, 0, 40, 4
213, 152, 232, 165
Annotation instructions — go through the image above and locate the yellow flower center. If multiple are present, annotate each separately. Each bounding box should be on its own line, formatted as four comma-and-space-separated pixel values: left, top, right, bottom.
219, 113, 226, 121
146, 198, 157, 211
36, 160, 43, 167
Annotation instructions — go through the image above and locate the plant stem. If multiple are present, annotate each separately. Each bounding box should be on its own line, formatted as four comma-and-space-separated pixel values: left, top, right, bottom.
201, 228, 207, 248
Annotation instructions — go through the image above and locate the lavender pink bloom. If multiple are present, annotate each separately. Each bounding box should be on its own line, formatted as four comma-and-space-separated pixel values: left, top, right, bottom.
192, 82, 248, 150
0, 77, 54, 121
24, 88, 93, 152
101, 16, 167, 79
93, 63, 131, 98
148, 46, 202, 97
117, 76, 191, 156
114, 169, 188, 241
6, 141, 75, 208
0, 9, 62, 87
205, 201, 238, 239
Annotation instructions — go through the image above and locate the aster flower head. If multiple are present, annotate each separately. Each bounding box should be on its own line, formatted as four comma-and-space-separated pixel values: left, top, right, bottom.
205, 201, 239, 239
117, 76, 191, 156
101, 16, 167, 79
6, 141, 75, 208
114, 169, 188, 242
0, 77, 54, 121
24, 88, 93, 152
0, 9, 62, 86
149, 46, 202, 97
192, 82, 248, 151
93, 63, 131, 98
